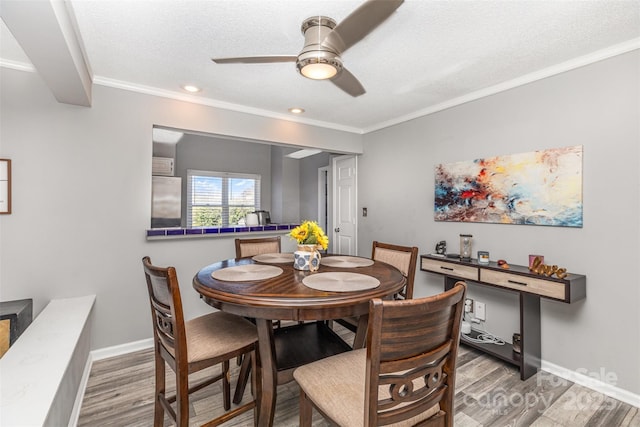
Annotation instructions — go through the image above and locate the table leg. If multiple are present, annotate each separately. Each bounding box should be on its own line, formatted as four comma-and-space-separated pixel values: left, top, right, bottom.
353, 314, 369, 349
254, 319, 277, 427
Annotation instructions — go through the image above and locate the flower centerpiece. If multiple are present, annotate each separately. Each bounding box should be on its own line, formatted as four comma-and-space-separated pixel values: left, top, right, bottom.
289, 221, 328, 272
289, 221, 329, 251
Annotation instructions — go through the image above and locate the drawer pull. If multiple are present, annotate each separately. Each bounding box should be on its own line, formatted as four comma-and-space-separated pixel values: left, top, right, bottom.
507, 279, 528, 286
440, 266, 454, 271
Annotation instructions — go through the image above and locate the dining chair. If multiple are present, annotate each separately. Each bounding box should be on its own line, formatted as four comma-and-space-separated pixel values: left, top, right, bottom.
336, 241, 419, 335
235, 236, 281, 258
293, 281, 467, 427
233, 235, 282, 401
141, 256, 259, 427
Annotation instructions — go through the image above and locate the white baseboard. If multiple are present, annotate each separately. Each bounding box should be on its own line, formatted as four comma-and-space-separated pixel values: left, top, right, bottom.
542, 360, 640, 408
68, 354, 94, 427
90, 338, 154, 361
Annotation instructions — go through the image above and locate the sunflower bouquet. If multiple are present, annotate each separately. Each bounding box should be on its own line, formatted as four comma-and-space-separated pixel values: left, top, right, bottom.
289, 220, 329, 250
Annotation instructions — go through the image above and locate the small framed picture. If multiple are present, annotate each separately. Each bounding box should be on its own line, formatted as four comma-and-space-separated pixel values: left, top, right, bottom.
0, 159, 11, 214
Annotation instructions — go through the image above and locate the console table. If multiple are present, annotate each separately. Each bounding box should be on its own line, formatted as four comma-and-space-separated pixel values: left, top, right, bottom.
420, 254, 586, 379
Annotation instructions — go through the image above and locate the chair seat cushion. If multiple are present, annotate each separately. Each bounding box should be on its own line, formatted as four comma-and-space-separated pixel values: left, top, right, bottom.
293, 349, 440, 427
184, 311, 257, 364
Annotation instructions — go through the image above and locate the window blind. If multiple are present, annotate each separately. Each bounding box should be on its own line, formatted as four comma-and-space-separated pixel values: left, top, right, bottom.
187, 169, 261, 227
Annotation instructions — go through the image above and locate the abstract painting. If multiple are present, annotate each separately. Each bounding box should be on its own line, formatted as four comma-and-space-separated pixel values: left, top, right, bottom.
434, 146, 583, 227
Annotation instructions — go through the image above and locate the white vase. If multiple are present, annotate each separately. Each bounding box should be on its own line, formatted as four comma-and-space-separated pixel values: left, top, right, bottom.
294, 245, 321, 272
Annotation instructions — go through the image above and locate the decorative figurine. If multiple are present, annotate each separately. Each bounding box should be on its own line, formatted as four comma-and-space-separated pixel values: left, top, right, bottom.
529, 255, 568, 279
435, 240, 446, 255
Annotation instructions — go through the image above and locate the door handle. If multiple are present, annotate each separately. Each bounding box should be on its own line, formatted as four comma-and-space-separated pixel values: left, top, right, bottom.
334, 227, 340, 232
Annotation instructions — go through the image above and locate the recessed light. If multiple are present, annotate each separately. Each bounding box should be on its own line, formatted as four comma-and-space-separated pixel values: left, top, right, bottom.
182, 85, 201, 93
288, 107, 305, 114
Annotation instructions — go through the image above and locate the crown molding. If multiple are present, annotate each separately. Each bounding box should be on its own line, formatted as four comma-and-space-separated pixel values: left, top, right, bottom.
93, 76, 364, 134
3, 37, 638, 135
363, 38, 640, 134
0, 58, 35, 72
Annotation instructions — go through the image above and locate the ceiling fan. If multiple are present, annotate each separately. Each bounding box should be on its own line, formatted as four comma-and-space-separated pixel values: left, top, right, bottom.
211, 0, 404, 97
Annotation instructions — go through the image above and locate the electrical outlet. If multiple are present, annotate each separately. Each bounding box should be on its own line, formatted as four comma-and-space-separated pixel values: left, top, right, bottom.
475, 301, 486, 321
465, 298, 473, 313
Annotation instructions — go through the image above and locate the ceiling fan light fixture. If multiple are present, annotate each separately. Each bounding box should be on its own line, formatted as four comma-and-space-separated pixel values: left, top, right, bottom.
301, 62, 337, 80
297, 53, 342, 80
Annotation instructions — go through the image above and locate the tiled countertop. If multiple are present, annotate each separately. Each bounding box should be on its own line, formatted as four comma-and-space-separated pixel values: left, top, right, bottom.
146, 223, 298, 240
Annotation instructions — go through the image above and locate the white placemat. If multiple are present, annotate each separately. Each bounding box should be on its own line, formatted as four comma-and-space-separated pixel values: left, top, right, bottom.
252, 252, 294, 263
211, 265, 283, 281
302, 272, 380, 292
320, 256, 374, 268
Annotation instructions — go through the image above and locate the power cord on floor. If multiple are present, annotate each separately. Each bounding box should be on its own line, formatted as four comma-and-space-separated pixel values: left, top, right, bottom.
461, 327, 506, 345
461, 301, 505, 345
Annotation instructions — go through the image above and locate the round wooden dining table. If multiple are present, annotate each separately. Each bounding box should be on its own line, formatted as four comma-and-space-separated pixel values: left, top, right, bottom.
193, 254, 405, 427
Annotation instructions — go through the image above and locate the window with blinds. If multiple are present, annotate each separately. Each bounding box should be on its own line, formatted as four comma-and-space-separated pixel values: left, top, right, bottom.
187, 169, 261, 227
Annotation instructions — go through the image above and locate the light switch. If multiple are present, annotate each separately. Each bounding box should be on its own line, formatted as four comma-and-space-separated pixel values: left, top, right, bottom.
362, 207, 367, 217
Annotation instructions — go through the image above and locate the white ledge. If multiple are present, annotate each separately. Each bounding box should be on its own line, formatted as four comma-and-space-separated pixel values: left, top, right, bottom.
0, 295, 96, 427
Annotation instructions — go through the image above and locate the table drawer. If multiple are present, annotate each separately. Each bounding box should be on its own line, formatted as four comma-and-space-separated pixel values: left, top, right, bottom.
480, 269, 566, 300
421, 258, 478, 281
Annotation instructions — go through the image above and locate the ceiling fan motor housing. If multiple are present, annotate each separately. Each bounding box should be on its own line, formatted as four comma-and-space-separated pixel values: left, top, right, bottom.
296, 16, 343, 78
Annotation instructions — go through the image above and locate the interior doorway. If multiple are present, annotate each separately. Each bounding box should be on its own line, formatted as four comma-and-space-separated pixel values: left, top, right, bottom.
331, 155, 357, 255
317, 166, 330, 236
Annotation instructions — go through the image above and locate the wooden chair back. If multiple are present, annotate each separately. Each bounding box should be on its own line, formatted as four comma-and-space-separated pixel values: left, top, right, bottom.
371, 241, 418, 299
366, 281, 466, 426
142, 256, 186, 369
235, 236, 281, 258
142, 256, 259, 426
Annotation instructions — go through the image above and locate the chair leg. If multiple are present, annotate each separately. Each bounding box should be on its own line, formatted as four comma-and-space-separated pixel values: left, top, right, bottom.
251, 351, 260, 427
222, 360, 231, 411
233, 351, 252, 404
176, 367, 190, 426
299, 389, 313, 426
153, 352, 165, 427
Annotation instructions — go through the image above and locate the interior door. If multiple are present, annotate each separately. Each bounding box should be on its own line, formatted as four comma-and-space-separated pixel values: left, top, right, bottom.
332, 155, 357, 255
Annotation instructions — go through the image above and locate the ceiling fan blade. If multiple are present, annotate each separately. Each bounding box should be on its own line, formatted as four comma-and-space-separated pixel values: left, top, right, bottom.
212, 55, 297, 64
330, 68, 365, 97
322, 0, 403, 54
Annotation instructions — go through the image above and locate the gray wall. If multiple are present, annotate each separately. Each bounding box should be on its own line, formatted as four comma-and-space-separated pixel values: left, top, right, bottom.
270, 145, 301, 224
358, 51, 640, 394
174, 134, 273, 223
0, 67, 362, 352
299, 152, 332, 223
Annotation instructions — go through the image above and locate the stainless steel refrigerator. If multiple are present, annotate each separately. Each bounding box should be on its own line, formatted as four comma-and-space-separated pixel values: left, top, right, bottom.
151, 176, 182, 228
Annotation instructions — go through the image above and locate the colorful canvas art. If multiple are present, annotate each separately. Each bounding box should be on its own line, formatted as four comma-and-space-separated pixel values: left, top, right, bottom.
434, 146, 583, 227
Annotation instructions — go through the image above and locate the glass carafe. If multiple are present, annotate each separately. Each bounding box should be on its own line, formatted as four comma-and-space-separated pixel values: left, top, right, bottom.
459, 234, 472, 261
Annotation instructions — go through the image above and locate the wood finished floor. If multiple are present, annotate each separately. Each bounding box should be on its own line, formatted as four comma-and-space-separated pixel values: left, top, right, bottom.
78, 325, 640, 427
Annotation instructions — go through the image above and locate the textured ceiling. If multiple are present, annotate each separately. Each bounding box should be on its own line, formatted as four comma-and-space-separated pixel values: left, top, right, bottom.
2, 0, 639, 133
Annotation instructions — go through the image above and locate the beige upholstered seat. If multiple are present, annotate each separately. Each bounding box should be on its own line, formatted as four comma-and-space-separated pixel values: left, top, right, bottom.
235, 236, 281, 258
336, 241, 419, 335
142, 256, 259, 427
294, 282, 467, 427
